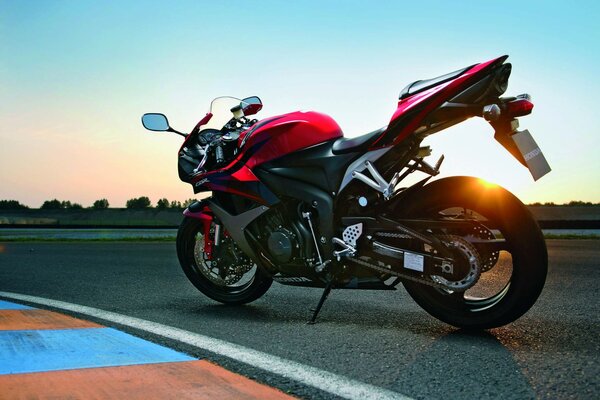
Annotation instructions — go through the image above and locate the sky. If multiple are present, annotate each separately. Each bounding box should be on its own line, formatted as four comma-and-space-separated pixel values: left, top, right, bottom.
1, 0, 599, 207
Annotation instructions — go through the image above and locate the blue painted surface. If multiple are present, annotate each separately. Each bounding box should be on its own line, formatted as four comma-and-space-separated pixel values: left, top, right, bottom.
0, 328, 194, 375
0, 300, 32, 310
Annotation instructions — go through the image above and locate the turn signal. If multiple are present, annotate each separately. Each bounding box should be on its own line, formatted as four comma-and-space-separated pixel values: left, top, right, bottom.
483, 104, 501, 121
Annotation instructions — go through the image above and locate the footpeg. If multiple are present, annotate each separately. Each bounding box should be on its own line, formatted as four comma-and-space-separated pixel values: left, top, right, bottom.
333, 237, 356, 260
333, 223, 362, 260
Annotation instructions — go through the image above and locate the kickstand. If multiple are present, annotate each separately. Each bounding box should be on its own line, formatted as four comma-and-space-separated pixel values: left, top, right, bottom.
307, 280, 334, 324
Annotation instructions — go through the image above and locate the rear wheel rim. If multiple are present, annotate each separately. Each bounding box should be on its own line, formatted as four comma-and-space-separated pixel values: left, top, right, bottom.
427, 207, 515, 313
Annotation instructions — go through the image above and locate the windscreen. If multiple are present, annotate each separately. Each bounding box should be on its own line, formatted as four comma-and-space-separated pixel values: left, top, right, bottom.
200, 96, 243, 131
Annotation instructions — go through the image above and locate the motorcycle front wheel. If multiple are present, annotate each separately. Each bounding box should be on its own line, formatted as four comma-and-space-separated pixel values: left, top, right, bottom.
176, 217, 273, 305
397, 176, 547, 329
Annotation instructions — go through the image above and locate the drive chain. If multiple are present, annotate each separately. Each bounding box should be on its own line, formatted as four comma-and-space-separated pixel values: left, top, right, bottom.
347, 256, 446, 289
375, 232, 413, 239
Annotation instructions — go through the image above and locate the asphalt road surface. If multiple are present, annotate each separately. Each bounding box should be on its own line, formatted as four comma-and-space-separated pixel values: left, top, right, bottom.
0, 240, 598, 399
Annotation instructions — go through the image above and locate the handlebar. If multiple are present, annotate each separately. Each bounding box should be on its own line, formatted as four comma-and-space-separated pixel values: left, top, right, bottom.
191, 118, 258, 173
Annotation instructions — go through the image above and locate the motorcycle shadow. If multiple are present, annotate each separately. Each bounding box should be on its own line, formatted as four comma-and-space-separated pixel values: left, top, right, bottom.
179, 287, 439, 327
176, 285, 590, 353
186, 298, 538, 398
393, 329, 536, 399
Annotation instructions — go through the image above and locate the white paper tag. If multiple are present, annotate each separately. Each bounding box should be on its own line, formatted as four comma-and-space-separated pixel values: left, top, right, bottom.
404, 252, 424, 272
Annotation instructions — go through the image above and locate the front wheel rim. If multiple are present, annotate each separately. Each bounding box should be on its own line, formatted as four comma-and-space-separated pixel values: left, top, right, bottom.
191, 230, 257, 292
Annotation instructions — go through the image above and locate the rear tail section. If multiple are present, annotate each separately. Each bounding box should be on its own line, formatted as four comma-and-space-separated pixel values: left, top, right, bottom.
370, 55, 550, 180
371, 55, 511, 148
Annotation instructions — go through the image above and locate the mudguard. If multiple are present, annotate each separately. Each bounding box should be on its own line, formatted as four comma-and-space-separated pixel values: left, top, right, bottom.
183, 200, 213, 223
386, 176, 517, 218
385, 176, 432, 216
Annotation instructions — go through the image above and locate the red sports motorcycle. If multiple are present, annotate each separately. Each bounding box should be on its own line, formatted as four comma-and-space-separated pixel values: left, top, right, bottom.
142, 55, 550, 328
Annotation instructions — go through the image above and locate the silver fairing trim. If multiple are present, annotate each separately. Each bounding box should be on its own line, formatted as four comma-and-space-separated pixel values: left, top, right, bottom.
338, 147, 392, 192
206, 199, 269, 261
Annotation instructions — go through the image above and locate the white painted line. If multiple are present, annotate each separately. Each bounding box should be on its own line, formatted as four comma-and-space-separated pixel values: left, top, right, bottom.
0, 291, 412, 400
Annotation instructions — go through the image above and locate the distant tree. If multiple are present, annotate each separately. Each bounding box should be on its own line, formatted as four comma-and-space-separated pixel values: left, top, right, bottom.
567, 200, 593, 206
41, 199, 63, 209
156, 198, 170, 209
92, 199, 109, 209
529, 202, 542, 207
182, 198, 196, 208
40, 199, 86, 209
169, 200, 183, 209
126, 196, 151, 209
0, 200, 29, 210
543, 202, 556, 207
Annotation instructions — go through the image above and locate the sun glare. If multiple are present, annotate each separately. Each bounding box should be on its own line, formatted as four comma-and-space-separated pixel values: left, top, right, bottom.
478, 178, 498, 189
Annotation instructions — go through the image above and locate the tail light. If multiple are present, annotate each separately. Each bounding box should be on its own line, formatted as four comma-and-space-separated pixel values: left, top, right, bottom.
504, 94, 534, 117
482, 94, 533, 122
488, 93, 536, 169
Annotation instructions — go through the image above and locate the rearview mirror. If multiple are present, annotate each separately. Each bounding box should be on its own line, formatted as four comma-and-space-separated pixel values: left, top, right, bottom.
241, 96, 262, 116
142, 113, 170, 131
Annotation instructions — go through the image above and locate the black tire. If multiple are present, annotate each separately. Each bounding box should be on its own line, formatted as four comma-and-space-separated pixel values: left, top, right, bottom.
397, 176, 547, 329
176, 217, 273, 305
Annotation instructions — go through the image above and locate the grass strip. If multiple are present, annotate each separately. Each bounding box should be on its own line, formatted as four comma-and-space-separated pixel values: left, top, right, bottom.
542, 234, 599, 240
0, 237, 176, 242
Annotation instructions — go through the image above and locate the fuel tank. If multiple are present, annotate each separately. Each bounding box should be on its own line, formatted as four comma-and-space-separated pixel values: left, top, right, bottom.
238, 111, 343, 169
189, 111, 343, 205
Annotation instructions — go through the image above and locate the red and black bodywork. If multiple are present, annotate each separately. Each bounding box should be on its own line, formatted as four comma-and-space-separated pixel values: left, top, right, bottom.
145, 55, 550, 328
183, 56, 526, 202
181, 55, 536, 270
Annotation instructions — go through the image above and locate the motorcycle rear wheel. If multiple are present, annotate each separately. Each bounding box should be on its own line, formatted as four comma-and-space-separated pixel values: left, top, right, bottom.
176, 217, 273, 305
398, 176, 547, 329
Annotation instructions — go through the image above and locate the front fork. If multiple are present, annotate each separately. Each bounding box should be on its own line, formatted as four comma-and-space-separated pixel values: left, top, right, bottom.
183, 201, 216, 260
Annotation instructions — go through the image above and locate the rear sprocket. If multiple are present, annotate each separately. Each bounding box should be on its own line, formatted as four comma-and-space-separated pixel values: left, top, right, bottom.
430, 235, 482, 292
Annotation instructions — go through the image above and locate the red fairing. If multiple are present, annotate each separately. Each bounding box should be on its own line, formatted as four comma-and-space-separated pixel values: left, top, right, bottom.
179, 112, 213, 153
204, 166, 267, 203
370, 56, 506, 148
230, 165, 260, 182
239, 111, 343, 168
190, 163, 276, 205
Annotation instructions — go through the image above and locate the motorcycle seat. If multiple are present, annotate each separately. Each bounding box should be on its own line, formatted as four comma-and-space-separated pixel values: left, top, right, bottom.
399, 65, 475, 100
332, 126, 387, 154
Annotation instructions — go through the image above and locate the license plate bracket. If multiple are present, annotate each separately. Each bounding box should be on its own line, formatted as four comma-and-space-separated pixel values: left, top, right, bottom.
511, 129, 551, 181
